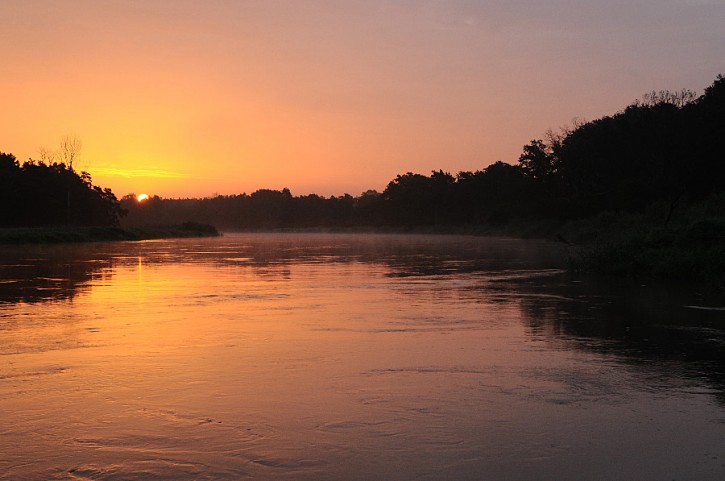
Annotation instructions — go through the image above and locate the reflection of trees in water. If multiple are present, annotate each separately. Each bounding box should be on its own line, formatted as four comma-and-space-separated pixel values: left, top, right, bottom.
380, 237, 565, 278
9, 233, 722, 405
2, 234, 719, 375
0, 246, 114, 304
517, 276, 725, 404
203, 234, 566, 284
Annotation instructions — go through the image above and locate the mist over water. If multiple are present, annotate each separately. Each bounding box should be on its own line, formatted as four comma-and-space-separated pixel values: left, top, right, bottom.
1, 233, 724, 480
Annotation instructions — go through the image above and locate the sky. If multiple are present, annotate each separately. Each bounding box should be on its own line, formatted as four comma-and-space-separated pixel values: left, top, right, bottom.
1, 0, 724, 199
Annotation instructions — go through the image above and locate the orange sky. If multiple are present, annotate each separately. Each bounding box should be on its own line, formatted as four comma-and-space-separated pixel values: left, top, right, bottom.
2, 1, 724, 198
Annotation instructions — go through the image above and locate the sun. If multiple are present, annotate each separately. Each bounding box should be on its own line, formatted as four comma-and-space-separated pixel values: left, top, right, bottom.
137, 193, 149, 202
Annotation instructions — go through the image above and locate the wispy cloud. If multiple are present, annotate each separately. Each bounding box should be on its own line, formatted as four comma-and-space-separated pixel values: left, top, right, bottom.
92, 167, 189, 179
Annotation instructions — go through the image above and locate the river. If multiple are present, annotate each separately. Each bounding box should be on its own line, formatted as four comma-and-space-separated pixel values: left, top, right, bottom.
1, 233, 724, 480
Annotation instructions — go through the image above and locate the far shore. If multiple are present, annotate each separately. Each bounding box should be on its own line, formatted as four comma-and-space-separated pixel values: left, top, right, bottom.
0, 222, 221, 245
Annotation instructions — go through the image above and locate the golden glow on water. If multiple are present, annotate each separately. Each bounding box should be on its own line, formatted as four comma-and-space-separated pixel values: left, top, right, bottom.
0, 234, 724, 480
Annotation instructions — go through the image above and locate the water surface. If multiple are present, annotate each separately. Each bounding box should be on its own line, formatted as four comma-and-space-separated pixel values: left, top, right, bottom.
1, 233, 724, 480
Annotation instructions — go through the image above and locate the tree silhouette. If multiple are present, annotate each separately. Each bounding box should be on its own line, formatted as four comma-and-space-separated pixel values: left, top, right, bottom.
113, 75, 725, 232
0, 153, 124, 227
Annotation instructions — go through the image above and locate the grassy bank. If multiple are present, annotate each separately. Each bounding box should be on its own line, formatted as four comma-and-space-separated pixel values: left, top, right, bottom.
389, 195, 725, 288
568, 221, 725, 283
0, 222, 221, 244
558, 196, 725, 288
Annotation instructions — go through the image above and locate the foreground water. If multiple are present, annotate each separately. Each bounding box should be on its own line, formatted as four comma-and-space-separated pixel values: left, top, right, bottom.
1, 233, 724, 480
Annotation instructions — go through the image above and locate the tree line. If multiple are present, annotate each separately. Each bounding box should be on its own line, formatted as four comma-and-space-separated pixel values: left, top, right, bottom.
0, 152, 124, 227
2, 75, 722, 230
122, 75, 724, 230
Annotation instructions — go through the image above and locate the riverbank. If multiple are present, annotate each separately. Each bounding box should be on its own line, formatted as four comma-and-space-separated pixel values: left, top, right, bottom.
566, 220, 725, 287
333, 199, 724, 289
0, 222, 221, 244
553, 198, 725, 289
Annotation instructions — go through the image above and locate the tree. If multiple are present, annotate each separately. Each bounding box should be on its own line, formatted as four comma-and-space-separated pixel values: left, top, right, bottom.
0, 151, 18, 170
382, 173, 436, 225
634, 89, 696, 108
59, 134, 82, 170
518, 139, 557, 181
0, 150, 124, 227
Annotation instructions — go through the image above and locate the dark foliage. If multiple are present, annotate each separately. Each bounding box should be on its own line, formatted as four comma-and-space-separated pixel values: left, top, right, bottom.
121, 76, 724, 232
553, 75, 725, 220
0, 154, 124, 227
6, 75, 720, 236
